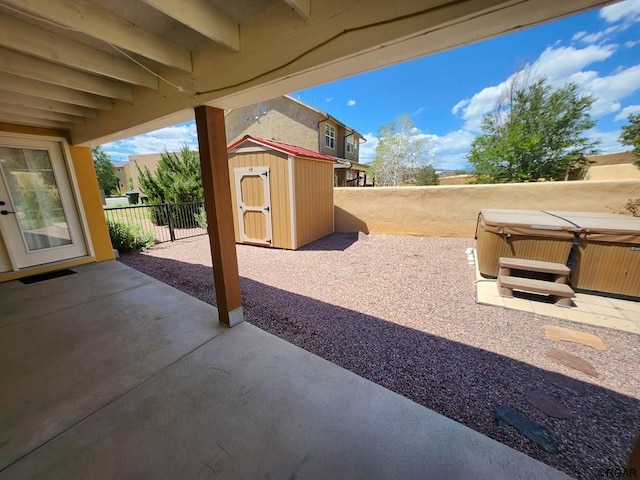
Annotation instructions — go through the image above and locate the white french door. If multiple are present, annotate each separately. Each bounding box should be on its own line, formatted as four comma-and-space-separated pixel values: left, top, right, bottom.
0, 136, 87, 270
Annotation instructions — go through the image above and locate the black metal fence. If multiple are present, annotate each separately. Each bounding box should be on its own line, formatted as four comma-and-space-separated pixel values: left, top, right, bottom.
104, 202, 207, 244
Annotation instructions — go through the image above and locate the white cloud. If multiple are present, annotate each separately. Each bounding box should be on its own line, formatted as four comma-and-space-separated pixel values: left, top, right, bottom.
451, 99, 469, 115
625, 40, 640, 47
599, 0, 640, 23
427, 129, 476, 170
572, 31, 587, 41
103, 122, 199, 162
452, 43, 618, 131
358, 133, 378, 163
577, 25, 621, 44
429, 129, 475, 156
413, 107, 425, 116
535, 44, 616, 83
325, 97, 334, 102
587, 128, 625, 153
571, 64, 640, 117
615, 104, 640, 120
347, 99, 356, 106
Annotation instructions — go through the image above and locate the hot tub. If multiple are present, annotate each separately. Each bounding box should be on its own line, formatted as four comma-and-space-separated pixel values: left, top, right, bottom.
548, 211, 640, 297
475, 209, 576, 278
475, 209, 640, 298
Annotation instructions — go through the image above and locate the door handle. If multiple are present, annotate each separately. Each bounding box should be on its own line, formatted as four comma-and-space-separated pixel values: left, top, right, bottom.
1, 210, 15, 215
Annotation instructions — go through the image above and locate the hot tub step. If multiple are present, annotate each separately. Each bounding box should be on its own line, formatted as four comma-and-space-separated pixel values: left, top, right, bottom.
497, 275, 575, 306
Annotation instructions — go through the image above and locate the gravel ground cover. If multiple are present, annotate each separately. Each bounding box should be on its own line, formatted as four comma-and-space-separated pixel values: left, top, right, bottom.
119, 233, 640, 479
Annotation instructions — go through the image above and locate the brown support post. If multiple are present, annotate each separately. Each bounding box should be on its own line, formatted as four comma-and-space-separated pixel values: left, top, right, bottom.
194, 105, 243, 327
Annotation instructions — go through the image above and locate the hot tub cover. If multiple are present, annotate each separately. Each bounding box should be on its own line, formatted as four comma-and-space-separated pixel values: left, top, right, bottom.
547, 211, 640, 245
477, 209, 578, 239
478, 209, 640, 244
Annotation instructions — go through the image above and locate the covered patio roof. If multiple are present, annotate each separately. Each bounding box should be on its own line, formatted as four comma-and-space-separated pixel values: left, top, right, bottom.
0, 0, 612, 145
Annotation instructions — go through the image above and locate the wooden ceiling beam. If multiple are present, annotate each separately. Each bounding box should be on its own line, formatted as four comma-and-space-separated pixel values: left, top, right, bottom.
141, 0, 239, 51
0, 14, 158, 89
0, 47, 133, 101
3, 0, 193, 72
0, 73, 113, 110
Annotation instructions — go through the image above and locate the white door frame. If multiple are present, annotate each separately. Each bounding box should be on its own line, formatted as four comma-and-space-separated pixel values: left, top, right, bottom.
0, 133, 90, 270
233, 167, 272, 246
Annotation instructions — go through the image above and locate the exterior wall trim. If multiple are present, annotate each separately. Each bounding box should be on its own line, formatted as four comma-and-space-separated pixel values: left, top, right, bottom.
288, 154, 297, 250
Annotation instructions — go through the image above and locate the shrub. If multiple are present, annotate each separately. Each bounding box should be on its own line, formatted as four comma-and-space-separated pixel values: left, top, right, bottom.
107, 220, 154, 253
619, 198, 640, 217
195, 206, 208, 229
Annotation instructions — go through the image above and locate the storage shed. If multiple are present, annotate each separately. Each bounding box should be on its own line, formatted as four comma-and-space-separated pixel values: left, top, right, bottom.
227, 135, 335, 249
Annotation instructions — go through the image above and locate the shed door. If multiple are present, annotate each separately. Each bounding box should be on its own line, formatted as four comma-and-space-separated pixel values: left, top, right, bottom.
234, 167, 272, 246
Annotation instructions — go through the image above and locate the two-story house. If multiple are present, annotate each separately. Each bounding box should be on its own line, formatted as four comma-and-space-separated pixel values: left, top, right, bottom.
225, 95, 369, 187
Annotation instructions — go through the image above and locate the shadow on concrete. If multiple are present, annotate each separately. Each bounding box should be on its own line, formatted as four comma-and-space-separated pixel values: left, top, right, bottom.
119, 253, 639, 480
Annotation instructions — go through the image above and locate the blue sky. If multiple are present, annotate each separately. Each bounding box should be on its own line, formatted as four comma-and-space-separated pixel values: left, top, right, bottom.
105, 0, 640, 171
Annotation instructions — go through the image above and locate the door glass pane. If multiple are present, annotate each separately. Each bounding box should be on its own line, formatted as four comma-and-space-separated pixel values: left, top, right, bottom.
0, 146, 72, 251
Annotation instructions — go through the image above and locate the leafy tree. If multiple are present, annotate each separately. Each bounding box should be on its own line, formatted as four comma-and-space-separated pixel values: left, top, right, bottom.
138, 145, 203, 228
412, 165, 439, 186
370, 114, 435, 186
91, 146, 118, 195
619, 113, 640, 168
468, 75, 599, 183
137, 145, 203, 204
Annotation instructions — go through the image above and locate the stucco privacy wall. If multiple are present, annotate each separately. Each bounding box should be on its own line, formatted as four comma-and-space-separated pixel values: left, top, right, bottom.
0, 123, 113, 281
584, 164, 640, 181
334, 180, 640, 238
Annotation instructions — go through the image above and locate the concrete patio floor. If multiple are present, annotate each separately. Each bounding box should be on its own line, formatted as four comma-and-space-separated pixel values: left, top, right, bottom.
0, 261, 570, 479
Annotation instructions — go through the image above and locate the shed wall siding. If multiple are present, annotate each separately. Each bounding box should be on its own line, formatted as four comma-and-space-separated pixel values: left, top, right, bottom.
294, 158, 334, 248
228, 151, 292, 249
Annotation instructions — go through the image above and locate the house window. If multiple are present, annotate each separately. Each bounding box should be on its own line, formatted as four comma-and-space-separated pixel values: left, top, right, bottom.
346, 136, 356, 154
325, 124, 335, 149
117, 167, 121, 172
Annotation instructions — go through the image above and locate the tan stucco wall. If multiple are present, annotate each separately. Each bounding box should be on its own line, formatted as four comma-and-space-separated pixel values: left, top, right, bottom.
438, 174, 473, 185
334, 180, 640, 238
125, 153, 163, 193
114, 166, 128, 192
587, 151, 635, 166
584, 164, 640, 181
68, 145, 115, 263
225, 96, 361, 161
225, 97, 320, 152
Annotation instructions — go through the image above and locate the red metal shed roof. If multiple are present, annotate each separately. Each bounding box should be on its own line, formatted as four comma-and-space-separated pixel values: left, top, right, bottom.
228, 135, 336, 163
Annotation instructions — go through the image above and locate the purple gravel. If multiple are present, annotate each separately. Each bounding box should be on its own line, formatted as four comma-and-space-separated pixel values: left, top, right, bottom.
120, 233, 640, 479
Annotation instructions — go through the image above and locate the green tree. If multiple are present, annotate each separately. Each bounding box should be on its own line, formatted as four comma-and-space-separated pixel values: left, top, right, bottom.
91, 146, 118, 195
137, 145, 203, 204
137, 145, 203, 228
370, 114, 435, 186
412, 165, 439, 186
619, 113, 640, 168
468, 75, 599, 183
